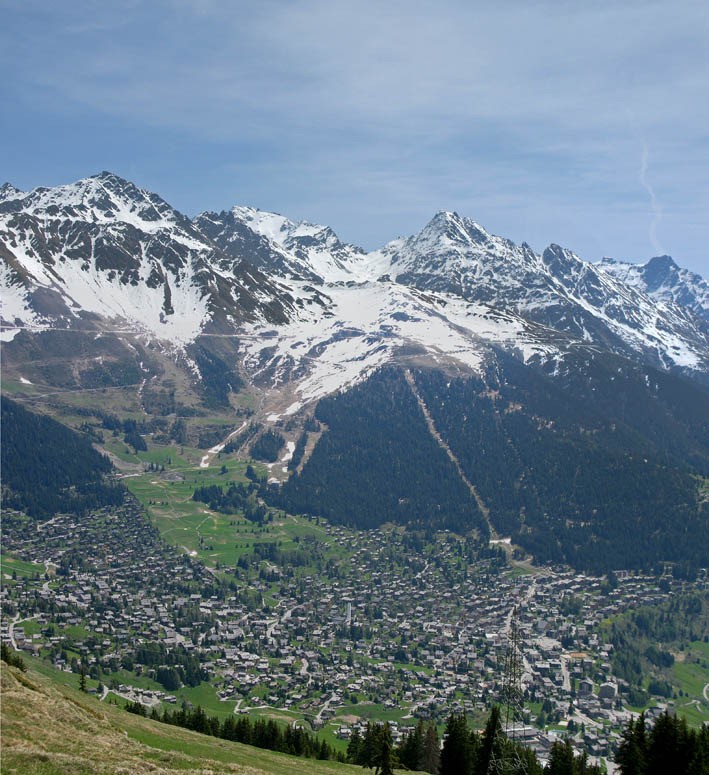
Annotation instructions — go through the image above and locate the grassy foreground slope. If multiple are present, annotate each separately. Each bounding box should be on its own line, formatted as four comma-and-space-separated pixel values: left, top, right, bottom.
0, 663, 371, 775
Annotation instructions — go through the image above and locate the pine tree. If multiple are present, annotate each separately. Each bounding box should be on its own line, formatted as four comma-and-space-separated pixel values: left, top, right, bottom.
441, 713, 474, 775
421, 721, 441, 774
476, 705, 502, 774
545, 739, 575, 774
616, 714, 647, 775
397, 720, 423, 771
347, 728, 363, 763
377, 724, 394, 775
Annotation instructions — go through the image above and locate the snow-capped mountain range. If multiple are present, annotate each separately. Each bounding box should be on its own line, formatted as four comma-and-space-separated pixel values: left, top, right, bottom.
1, 172, 708, 411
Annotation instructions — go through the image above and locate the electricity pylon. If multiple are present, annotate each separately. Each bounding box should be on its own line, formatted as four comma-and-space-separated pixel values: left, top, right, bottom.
488, 609, 528, 774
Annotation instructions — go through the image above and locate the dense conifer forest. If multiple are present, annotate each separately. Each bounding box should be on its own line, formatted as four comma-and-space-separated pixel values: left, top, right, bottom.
413, 361, 709, 573
0, 396, 124, 518
271, 368, 488, 535
273, 362, 708, 574
250, 429, 286, 462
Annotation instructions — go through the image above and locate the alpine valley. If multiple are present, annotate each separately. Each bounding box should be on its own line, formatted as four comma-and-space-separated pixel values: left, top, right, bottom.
3, 172, 709, 773
2, 171, 708, 574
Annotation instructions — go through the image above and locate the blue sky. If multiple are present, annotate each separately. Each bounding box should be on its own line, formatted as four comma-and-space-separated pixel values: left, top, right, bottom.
1, 0, 707, 275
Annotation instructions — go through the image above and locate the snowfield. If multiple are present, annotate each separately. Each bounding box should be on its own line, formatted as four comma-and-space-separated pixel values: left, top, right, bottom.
239, 279, 560, 415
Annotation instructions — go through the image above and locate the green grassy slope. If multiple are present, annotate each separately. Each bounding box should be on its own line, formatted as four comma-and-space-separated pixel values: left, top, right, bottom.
0, 661, 385, 775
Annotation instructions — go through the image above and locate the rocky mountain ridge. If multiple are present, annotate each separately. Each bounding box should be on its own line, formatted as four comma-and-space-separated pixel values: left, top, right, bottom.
598, 254, 709, 323
2, 173, 707, 391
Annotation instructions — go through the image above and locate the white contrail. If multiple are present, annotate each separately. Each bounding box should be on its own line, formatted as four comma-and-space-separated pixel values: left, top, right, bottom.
639, 144, 664, 255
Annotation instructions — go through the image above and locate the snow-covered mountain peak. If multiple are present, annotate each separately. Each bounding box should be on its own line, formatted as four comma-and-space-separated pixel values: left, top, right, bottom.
0, 182, 24, 204
2, 171, 195, 238
371, 212, 539, 296
598, 255, 708, 322
229, 205, 294, 244
408, 210, 497, 252
540, 243, 587, 279
195, 205, 367, 284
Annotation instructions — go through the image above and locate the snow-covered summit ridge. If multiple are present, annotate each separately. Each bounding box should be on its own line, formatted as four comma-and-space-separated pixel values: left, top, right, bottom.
195, 204, 367, 283
1, 173, 707, 380
598, 255, 709, 322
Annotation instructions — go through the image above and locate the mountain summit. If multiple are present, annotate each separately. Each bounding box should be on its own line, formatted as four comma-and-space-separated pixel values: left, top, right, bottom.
598, 254, 709, 323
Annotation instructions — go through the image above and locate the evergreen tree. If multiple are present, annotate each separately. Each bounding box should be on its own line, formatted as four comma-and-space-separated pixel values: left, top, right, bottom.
616, 714, 647, 775
441, 713, 474, 775
545, 739, 575, 774
360, 722, 379, 769
397, 719, 423, 771
421, 721, 441, 774
347, 728, 363, 763
646, 712, 688, 775
377, 723, 394, 775
0, 642, 26, 671
476, 705, 502, 775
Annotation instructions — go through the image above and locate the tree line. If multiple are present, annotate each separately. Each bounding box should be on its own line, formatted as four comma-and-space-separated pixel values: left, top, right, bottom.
349, 707, 708, 774
126, 700, 343, 763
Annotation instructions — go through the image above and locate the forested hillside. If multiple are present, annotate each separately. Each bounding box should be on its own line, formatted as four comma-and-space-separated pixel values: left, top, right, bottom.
413, 356, 709, 573
272, 359, 708, 574
0, 396, 123, 518
270, 368, 488, 535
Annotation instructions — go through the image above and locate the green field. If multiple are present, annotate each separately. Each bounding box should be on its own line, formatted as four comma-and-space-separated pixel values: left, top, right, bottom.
672, 641, 709, 727
1, 553, 45, 580
114, 442, 344, 571
177, 681, 237, 718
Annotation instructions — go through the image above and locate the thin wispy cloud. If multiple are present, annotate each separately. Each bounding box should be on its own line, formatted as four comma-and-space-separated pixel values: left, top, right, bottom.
639, 145, 665, 256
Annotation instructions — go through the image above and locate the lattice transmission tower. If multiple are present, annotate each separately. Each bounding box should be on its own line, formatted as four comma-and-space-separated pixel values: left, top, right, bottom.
488, 609, 528, 775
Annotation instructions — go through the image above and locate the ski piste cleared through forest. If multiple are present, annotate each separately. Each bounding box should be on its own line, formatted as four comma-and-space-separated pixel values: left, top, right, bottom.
403, 369, 499, 541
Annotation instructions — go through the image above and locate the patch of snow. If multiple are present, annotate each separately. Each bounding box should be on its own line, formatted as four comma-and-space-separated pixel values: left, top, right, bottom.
281, 441, 296, 463
0, 327, 20, 341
